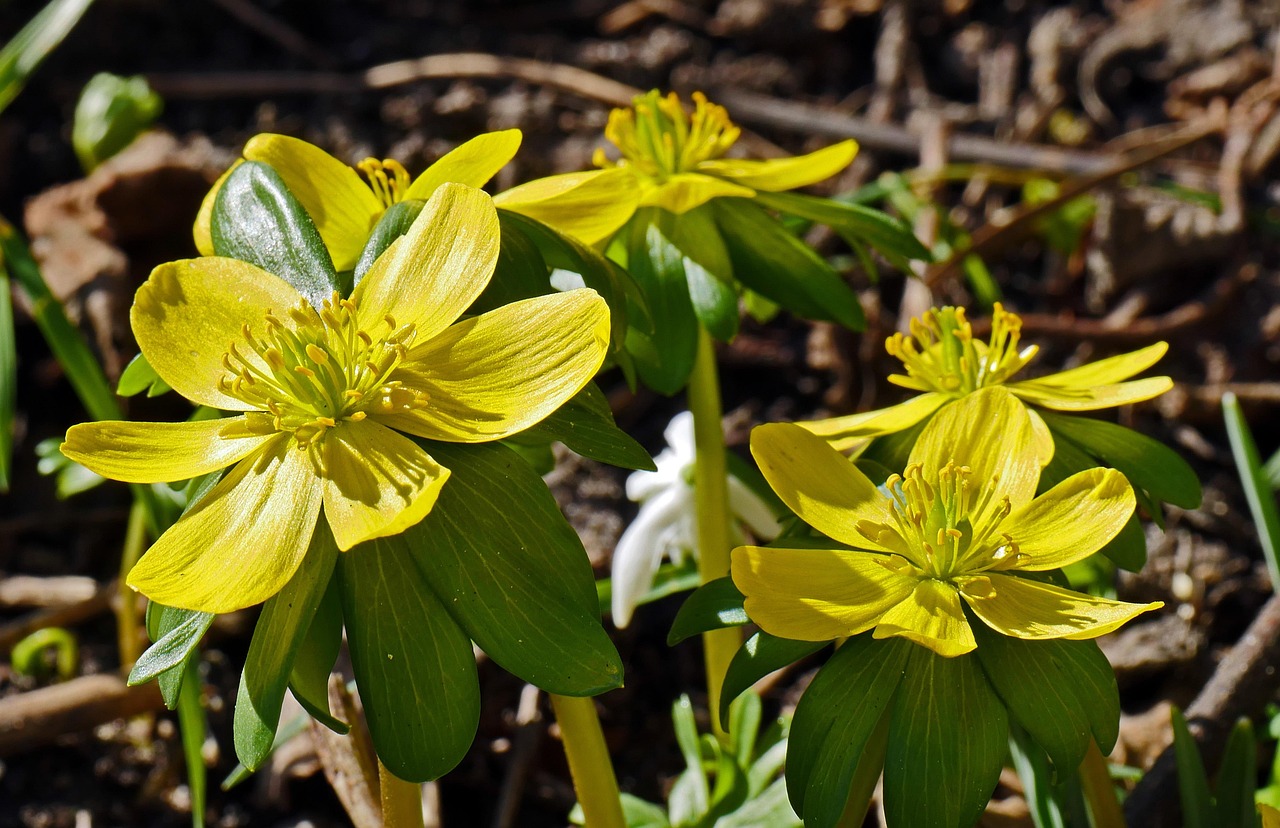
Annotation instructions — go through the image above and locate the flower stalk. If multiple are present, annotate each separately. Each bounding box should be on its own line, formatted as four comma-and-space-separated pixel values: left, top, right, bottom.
378, 758, 425, 828
1079, 739, 1126, 828
688, 326, 740, 742
549, 693, 626, 828
116, 499, 148, 669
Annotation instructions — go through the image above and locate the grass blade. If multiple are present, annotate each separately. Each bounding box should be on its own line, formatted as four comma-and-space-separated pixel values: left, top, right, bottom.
1223, 392, 1280, 588
0, 248, 14, 491
0, 0, 95, 114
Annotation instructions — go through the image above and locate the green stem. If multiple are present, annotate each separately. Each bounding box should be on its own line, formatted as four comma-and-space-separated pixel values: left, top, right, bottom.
378, 758, 424, 828
116, 500, 147, 669
1080, 738, 1126, 828
549, 693, 625, 828
688, 326, 740, 743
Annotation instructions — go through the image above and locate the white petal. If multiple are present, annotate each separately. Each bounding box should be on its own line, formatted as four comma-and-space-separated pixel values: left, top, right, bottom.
664, 411, 697, 461
611, 487, 688, 627
626, 448, 685, 501
728, 476, 781, 540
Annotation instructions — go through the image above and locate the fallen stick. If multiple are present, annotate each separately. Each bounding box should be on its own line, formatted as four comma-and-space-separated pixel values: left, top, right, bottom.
0, 673, 163, 756
0, 575, 98, 609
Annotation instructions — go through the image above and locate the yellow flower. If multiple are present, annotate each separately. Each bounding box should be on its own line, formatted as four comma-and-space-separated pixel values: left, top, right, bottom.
733, 387, 1161, 658
194, 130, 637, 269
494, 90, 857, 236
65, 184, 610, 614
802, 303, 1173, 457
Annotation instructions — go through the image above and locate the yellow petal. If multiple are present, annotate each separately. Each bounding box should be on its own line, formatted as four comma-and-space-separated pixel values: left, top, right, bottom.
192, 159, 242, 256
731, 546, 914, 641
494, 168, 640, 245
244, 133, 383, 271
1010, 376, 1174, 412
872, 578, 975, 657
1005, 468, 1135, 571
640, 172, 756, 214
1028, 407, 1055, 467
697, 140, 858, 192
750, 422, 895, 551
353, 182, 499, 342
127, 436, 323, 613
799, 392, 948, 452
132, 257, 303, 411
961, 573, 1161, 641
1261, 804, 1280, 828
404, 129, 522, 201
1024, 342, 1168, 388
318, 420, 450, 551
62, 417, 271, 483
380, 289, 609, 442
910, 387, 1039, 511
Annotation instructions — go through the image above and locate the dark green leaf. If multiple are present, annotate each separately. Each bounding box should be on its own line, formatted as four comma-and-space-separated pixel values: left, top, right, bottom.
1172, 707, 1214, 828
720, 632, 825, 729
1213, 718, 1257, 828
624, 215, 699, 394
1008, 724, 1069, 828
210, 161, 338, 308
667, 206, 739, 342
287, 572, 348, 733
1040, 410, 1202, 510
517, 383, 656, 471
0, 0, 94, 115
753, 190, 932, 265
408, 439, 622, 696
72, 72, 162, 172
1049, 637, 1120, 753
234, 528, 337, 770
883, 647, 1008, 828
130, 604, 214, 708
788, 634, 910, 826
177, 654, 207, 828
474, 209, 551, 313
1223, 393, 1280, 589
116, 352, 171, 398
340, 535, 479, 782
0, 253, 12, 492
711, 199, 864, 331
351, 198, 424, 288
667, 577, 748, 646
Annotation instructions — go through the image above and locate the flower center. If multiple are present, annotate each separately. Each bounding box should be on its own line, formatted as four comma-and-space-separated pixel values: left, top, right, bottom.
596, 90, 740, 181
886, 303, 1038, 397
857, 462, 1023, 580
357, 158, 412, 209
219, 291, 428, 447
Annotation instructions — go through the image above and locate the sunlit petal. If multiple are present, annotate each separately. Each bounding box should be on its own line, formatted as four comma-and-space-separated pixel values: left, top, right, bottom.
909, 387, 1039, 508
495, 168, 640, 245
132, 258, 303, 411
353, 183, 499, 343
961, 573, 1162, 641
379, 290, 608, 442
1011, 377, 1174, 411
243, 133, 383, 270
697, 140, 857, 191
872, 578, 975, 657
127, 436, 322, 613
732, 546, 914, 641
318, 420, 450, 551
62, 417, 270, 483
1005, 468, 1134, 571
799, 392, 948, 451
1023, 342, 1168, 388
641, 172, 756, 214
750, 423, 894, 550
404, 129, 522, 201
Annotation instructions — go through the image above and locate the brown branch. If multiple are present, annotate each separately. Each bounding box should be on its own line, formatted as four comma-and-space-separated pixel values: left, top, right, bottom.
0, 673, 163, 756
0, 581, 114, 651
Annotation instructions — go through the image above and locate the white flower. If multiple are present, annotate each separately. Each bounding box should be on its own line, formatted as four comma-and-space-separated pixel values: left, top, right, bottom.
611, 411, 781, 627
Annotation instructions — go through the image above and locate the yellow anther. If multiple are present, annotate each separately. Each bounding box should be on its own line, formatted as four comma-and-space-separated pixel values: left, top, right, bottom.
294, 365, 315, 378
305, 344, 329, 365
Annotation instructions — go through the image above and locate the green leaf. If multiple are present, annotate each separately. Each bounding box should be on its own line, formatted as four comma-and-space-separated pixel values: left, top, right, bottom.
352, 199, 424, 288
1223, 393, 1280, 589
667, 206, 739, 342
973, 626, 1101, 774
572, 794, 671, 828
234, 528, 338, 771
516, 383, 656, 471
177, 654, 207, 828
1173, 707, 1215, 828
210, 161, 338, 308
624, 215, 699, 394
0, 0, 94, 115
407, 439, 622, 696
1214, 718, 1257, 828
1263, 447, 1280, 491
711, 199, 864, 331
339, 535, 480, 782
1008, 724, 1070, 828
288, 572, 348, 733
788, 634, 910, 827
72, 72, 162, 172
1050, 636, 1121, 753
671, 694, 710, 817
0, 250, 12, 492
668, 577, 748, 646
1040, 410, 1202, 510
130, 604, 214, 708
883, 647, 1008, 828
475, 209, 551, 313
717, 777, 803, 828
753, 190, 931, 266
116, 352, 171, 398
720, 632, 825, 729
